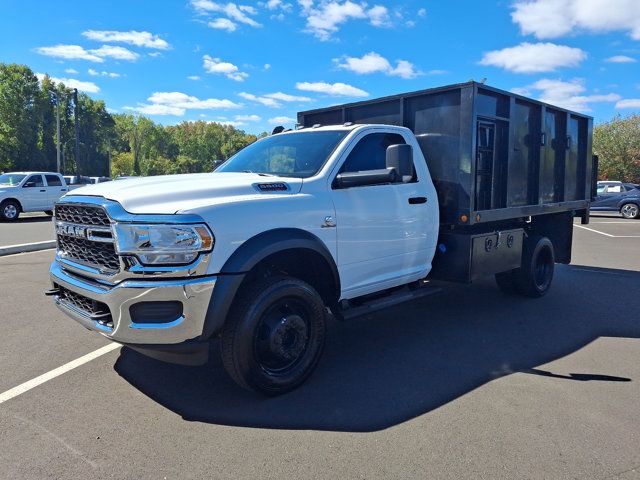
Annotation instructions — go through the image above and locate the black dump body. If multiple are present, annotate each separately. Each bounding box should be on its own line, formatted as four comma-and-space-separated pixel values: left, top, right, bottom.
298, 82, 594, 228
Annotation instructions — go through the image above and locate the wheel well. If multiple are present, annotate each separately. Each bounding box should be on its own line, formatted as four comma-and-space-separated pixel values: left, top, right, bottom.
620, 201, 640, 210
241, 248, 339, 307
0, 198, 22, 211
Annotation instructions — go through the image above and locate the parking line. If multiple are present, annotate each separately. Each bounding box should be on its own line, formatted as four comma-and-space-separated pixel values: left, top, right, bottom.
0, 343, 120, 405
573, 224, 615, 237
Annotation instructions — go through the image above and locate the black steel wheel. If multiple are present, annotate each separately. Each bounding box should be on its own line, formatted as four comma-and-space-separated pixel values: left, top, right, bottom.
221, 276, 326, 395
515, 236, 555, 298
620, 203, 640, 219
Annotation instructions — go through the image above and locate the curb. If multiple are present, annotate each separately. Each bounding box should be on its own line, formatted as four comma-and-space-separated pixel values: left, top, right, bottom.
0, 240, 56, 256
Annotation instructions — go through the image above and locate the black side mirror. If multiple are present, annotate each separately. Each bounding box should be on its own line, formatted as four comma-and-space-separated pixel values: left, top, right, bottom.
23, 181, 36, 188
386, 144, 413, 183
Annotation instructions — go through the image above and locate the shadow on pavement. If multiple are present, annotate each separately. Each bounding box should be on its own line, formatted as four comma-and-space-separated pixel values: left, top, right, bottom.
114, 264, 640, 432
12, 216, 52, 223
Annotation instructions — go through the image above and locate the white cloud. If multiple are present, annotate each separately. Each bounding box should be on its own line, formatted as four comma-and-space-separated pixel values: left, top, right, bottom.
302, 1, 393, 40
218, 120, 245, 127
264, 63, 271, 70
202, 55, 248, 81
418, 8, 426, 17
82, 30, 170, 49
336, 51, 421, 79
264, 92, 312, 102
513, 78, 620, 112
296, 81, 369, 97
616, 99, 640, 108
511, 0, 640, 40
148, 52, 162, 58
36, 73, 100, 93
268, 116, 296, 125
128, 91, 242, 116
239, 92, 281, 107
480, 42, 586, 73
188, 75, 201, 80
605, 55, 636, 63
35, 44, 104, 62
88, 68, 120, 77
235, 114, 261, 121
64, 68, 78, 74
92, 45, 140, 61
208, 18, 237, 31
191, 1, 261, 27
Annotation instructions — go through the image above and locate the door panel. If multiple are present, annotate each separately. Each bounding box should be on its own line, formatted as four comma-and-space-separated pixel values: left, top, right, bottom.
21, 175, 46, 211
44, 174, 67, 206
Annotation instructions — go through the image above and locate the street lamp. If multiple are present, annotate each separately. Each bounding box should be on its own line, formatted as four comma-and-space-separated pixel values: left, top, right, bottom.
50, 89, 67, 173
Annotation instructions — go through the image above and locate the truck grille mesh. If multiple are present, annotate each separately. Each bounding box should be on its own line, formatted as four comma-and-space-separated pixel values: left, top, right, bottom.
55, 204, 111, 226
55, 203, 120, 273
56, 285, 112, 326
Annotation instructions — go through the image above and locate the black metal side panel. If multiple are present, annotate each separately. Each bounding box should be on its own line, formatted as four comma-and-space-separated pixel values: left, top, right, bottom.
430, 228, 524, 283
405, 88, 464, 225
345, 99, 402, 126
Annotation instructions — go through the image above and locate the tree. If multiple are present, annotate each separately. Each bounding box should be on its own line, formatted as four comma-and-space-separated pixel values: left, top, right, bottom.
593, 114, 640, 183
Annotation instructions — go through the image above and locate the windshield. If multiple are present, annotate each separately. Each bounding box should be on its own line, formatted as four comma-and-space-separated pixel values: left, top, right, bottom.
0, 174, 26, 186
217, 130, 348, 178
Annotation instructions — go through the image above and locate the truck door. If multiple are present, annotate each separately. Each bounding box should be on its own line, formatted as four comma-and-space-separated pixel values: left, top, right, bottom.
44, 174, 67, 207
21, 174, 47, 211
330, 131, 432, 298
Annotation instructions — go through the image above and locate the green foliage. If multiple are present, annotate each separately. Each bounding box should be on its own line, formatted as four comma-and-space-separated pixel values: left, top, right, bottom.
0, 62, 258, 176
593, 114, 640, 183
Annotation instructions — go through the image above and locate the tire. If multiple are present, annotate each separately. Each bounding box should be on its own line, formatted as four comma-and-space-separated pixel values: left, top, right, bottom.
620, 203, 640, 219
495, 270, 521, 295
514, 236, 555, 298
0, 200, 20, 221
44, 210, 53, 216
221, 276, 326, 395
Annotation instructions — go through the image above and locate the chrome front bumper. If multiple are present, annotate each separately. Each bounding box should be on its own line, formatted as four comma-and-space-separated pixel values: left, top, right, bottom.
50, 259, 216, 344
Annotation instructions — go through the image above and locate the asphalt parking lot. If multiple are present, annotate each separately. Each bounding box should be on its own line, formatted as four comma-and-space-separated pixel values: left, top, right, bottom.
0, 217, 639, 479
0, 213, 54, 247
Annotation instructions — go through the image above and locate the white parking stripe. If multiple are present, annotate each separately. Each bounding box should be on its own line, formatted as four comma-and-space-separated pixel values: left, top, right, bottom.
573, 224, 615, 237
0, 343, 120, 405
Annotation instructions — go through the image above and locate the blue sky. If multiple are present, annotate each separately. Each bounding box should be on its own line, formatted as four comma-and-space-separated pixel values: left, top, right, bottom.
2, 0, 639, 134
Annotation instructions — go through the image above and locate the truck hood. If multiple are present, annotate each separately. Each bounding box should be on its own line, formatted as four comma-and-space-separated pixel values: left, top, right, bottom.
66, 172, 303, 214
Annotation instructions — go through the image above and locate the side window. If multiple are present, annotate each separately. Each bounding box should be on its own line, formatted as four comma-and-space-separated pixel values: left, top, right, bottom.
607, 185, 623, 193
45, 175, 62, 186
340, 133, 406, 173
596, 185, 605, 194
24, 175, 44, 187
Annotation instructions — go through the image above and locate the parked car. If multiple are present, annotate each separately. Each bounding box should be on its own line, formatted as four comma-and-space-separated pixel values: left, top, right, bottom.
48, 82, 595, 395
0, 171, 68, 221
89, 176, 112, 184
63, 175, 94, 190
591, 181, 640, 219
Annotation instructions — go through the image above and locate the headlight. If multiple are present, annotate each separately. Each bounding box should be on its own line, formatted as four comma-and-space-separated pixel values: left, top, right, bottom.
114, 223, 214, 265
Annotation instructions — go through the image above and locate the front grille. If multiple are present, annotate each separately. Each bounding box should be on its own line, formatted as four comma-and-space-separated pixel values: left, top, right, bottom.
57, 235, 120, 272
56, 284, 112, 327
55, 203, 120, 273
55, 204, 110, 226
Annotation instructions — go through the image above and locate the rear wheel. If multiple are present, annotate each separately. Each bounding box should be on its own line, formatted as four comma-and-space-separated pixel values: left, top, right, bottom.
495, 236, 555, 298
620, 203, 640, 219
0, 200, 20, 221
221, 276, 326, 395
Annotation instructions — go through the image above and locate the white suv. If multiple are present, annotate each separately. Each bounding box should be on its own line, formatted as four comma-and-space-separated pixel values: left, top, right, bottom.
0, 172, 69, 221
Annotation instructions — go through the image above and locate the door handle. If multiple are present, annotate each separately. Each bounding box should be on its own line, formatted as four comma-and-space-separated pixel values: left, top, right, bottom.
61, 188, 67, 191
39, 189, 46, 192
408, 197, 427, 204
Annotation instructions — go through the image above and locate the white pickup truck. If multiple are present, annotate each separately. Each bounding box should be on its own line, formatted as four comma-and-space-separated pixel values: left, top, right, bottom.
0, 171, 69, 221
47, 83, 595, 394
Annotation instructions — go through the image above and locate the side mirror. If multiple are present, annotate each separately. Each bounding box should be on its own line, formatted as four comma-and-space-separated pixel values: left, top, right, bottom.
386, 144, 413, 183
23, 181, 36, 188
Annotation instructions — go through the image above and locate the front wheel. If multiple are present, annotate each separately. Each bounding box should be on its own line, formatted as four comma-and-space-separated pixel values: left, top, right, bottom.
620, 203, 640, 219
221, 276, 326, 395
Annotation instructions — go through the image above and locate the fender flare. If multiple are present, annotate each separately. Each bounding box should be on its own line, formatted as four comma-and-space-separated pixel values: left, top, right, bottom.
618, 198, 640, 210
201, 228, 340, 339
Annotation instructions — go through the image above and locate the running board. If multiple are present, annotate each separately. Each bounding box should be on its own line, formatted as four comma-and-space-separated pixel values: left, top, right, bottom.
339, 284, 441, 321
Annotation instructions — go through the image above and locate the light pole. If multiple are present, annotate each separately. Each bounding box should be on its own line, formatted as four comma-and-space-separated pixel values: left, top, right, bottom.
50, 89, 66, 173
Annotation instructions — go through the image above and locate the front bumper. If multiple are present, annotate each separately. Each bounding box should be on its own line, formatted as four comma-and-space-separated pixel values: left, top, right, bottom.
50, 259, 216, 345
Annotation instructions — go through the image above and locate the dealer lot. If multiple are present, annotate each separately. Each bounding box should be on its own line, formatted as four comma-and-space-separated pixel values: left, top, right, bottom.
0, 213, 54, 248
0, 221, 639, 479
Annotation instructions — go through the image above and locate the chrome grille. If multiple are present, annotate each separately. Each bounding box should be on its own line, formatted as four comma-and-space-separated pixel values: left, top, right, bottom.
56, 285, 113, 326
55, 203, 120, 273
55, 204, 110, 226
